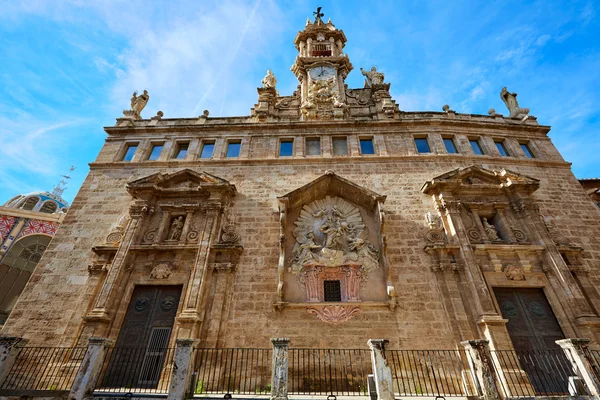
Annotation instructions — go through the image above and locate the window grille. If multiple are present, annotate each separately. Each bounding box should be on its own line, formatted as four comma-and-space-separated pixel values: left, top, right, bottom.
323, 280, 342, 302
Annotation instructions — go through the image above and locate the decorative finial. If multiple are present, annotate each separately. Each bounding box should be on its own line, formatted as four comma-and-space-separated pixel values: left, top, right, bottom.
313, 6, 324, 23
442, 104, 455, 114
52, 165, 75, 197
151, 111, 164, 121
203, 110, 210, 117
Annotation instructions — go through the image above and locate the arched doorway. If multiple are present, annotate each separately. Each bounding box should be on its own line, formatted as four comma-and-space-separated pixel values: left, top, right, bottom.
0, 234, 52, 324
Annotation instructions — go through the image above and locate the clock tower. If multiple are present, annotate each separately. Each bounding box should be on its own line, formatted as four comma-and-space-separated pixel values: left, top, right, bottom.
291, 10, 353, 121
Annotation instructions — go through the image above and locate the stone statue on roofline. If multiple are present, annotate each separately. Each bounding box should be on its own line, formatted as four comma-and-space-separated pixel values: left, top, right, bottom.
500, 86, 530, 119
123, 89, 149, 119
361, 67, 385, 87
262, 69, 277, 89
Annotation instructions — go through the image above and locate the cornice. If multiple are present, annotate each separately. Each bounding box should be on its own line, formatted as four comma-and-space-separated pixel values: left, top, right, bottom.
0, 206, 64, 223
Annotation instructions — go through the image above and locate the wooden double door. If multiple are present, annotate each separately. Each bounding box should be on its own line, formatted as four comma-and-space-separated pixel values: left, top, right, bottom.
102, 285, 182, 389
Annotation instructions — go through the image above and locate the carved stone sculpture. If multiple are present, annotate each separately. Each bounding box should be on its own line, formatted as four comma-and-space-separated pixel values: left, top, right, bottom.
307, 305, 361, 324
482, 217, 499, 241
504, 265, 525, 281
168, 216, 185, 241
220, 207, 241, 245
151, 262, 172, 279
261, 69, 277, 89
123, 90, 149, 119
361, 67, 385, 87
500, 86, 530, 118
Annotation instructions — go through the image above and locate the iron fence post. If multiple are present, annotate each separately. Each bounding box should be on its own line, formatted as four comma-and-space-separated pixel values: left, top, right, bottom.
270, 338, 290, 400
168, 338, 198, 400
68, 337, 113, 400
556, 338, 600, 397
0, 336, 28, 386
367, 339, 394, 400
461, 340, 501, 400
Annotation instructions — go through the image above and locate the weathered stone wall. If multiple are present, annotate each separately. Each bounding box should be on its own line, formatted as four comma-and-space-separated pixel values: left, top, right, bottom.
3, 116, 600, 351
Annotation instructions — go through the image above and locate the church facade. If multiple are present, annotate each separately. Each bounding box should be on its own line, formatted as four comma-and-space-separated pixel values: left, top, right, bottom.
2, 13, 600, 362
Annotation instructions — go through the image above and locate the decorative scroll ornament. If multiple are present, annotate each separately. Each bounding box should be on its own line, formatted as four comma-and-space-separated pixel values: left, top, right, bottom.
503, 265, 525, 281
307, 305, 361, 324
143, 228, 158, 244
151, 262, 172, 279
511, 228, 528, 242
105, 215, 130, 244
220, 207, 241, 245
290, 196, 379, 276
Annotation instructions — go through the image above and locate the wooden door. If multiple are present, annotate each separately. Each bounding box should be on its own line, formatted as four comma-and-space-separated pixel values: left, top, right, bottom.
102, 285, 182, 389
494, 288, 569, 394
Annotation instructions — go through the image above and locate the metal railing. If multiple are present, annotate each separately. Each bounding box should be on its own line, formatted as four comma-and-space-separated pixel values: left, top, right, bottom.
0, 346, 87, 391
95, 347, 176, 393
492, 349, 582, 397
288, 348, 371, 396
588, 350, 600, 382
387, 350, 477, 397
192, 348, 272, 395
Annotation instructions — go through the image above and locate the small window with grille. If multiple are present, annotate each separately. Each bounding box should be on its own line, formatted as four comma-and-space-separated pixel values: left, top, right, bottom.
323, 280, 342, 302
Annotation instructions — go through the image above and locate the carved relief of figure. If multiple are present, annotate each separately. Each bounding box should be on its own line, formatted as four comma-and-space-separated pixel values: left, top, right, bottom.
482, 217, 499, 241
168, 216, 185, 241
262, 69, 277, 89
500, 86, 530, 118
360, 67, 385, 87
131, 90, 149, 117
320, 218, 347, 250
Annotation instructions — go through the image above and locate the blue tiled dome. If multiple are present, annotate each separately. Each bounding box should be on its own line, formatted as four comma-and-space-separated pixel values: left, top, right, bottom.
2, 191, 69, 214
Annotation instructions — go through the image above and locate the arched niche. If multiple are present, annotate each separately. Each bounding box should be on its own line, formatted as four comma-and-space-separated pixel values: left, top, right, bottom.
276, 171, 396, 309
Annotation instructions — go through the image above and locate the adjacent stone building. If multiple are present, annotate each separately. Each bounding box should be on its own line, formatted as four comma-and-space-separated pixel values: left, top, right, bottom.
3, 13, 600, 361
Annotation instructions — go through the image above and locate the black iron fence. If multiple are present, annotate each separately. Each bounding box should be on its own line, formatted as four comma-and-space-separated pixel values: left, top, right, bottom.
95, 347, 176, 394
288, 348, 371, 396
0, 346, 86, 391
387, 350, 477, 397
191, 348, 272, 395
491, 349, 582, 397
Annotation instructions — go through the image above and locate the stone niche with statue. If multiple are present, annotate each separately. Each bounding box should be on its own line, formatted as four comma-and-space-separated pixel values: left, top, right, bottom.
277, 172, 395, 308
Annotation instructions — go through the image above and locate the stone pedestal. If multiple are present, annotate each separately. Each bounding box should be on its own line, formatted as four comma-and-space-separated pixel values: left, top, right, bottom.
0, 336, 28, 385
168, 338, 198, 400
68, 337, 113, 400
367, 339, 394, 400
461, 340, 501, 400
556, 338, 600, 396
270, 338, 290, 400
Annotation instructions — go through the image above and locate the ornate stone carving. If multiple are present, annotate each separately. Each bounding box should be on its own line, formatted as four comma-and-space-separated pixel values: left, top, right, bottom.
167, 216, 185, 241
261, 69, 277, 89
543, 216, 568, 246
503, 265, 525, 281
88, 263, 108, 275
425, 212, 447, 244
220, 207, 241, 245
307, 305, 361, 324
361, 67, 384, 87
150, 262, 172, 279
290, 196, 379, 275
143, 228, 158, 244
500, 86, 530, 119
186, 223, 199, 242
123, 90, 149, 119
105, 215, 129, 244
511, 228, 528, 243
482, 218, 499, 241
432, 262, 461, 272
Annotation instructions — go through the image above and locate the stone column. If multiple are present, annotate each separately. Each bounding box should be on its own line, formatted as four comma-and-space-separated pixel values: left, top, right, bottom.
270, 338, 290, 400
556, 338, 600, 396
367, 339, 394, 400
461, 340, 501, 400
0, 336, 28, 385
69, 337, 113, 400
168, 338, 198, 400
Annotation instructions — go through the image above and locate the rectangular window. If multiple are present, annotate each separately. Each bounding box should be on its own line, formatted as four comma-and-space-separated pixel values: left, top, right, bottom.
323, 280, 342, 302
359, 138, 375, 155
332, 137, 348, 156
469, 139, 484, 155
200, 142, 215, 159
443, 138, 458, 154
495, 141, 509, 156
520, 143, 535, 158
279, 139, 294, 157
414, 137, 431, 153
122, 144, 137, 161
147, 144, 163, 161
173, 143, 189, 159
226, 141, 241, 158
306, 137, 321, 156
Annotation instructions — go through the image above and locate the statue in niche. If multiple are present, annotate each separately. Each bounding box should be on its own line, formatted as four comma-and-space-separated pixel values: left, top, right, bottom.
500, 86, 530, 118
361, 67, 385, 87
482, 217, 499, 241
168, 216, 185, 241
262, 69, 277, 89
290, 196, 379, 275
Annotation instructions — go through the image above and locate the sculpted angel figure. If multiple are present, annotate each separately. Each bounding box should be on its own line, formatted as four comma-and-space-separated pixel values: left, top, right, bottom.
482, 218, 499, 241
320, 218, 347, 250
131, 90, 150, 117
168, 216, 185, 241
360, 67, 385, 87
290, 231, 321, 273
500, 86, 530, 118
262, 69, 277, 89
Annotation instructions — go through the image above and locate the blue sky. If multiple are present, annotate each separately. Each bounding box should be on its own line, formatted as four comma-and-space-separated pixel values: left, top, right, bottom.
1, 0, 598, 204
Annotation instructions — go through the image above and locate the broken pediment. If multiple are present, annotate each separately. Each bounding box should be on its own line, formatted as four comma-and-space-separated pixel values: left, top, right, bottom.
126, 169, 236, 200
421, 166, 539, 196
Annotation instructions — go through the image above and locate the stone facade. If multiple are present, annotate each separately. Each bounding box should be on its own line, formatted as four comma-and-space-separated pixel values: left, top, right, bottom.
2, 14, 600, 356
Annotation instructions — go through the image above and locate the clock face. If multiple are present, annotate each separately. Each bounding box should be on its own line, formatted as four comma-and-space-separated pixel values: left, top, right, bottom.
309, 66, 336, 80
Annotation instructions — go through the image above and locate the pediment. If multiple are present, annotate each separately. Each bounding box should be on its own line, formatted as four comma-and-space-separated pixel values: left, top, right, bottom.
278, 171, 385, 212
127, 169, 236, 198
421, 166, 539, 195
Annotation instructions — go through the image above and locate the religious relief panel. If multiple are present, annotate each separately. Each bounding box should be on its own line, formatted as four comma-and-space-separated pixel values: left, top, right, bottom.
288, 196, 380, 303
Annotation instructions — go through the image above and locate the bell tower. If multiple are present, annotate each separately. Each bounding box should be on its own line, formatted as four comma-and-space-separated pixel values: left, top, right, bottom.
291, 8, 353, 121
